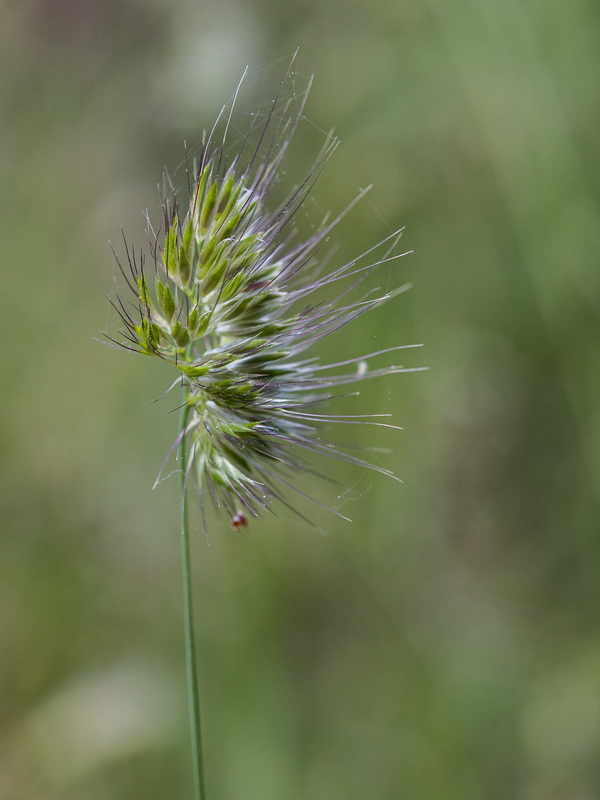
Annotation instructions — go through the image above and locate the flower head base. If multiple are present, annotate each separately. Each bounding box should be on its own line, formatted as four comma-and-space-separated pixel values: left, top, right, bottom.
108, 66, 423, 526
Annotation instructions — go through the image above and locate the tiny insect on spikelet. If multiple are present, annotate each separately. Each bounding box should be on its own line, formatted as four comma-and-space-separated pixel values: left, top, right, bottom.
106, 64, 424, 529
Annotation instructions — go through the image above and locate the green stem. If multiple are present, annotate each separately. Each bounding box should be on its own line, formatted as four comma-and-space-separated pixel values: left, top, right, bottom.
179, 401, 206, 800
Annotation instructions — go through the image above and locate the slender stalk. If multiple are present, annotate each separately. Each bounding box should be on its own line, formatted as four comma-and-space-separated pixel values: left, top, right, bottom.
179, 400, 206, 800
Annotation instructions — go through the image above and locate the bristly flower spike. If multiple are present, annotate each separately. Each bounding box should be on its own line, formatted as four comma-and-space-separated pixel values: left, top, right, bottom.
107, 63, 424, 527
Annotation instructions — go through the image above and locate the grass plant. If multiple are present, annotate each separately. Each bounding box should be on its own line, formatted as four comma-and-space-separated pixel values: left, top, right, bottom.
106, 57, 421, 797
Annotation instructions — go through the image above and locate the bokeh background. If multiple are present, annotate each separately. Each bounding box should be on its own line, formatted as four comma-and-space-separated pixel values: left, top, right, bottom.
2, 1, 600, 798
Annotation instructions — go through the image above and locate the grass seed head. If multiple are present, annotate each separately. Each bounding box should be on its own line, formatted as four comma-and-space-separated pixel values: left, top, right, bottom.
107, 62, 421, 526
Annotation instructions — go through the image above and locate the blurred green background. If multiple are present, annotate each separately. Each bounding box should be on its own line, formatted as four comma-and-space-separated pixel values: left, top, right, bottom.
2, 1, 600, 798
